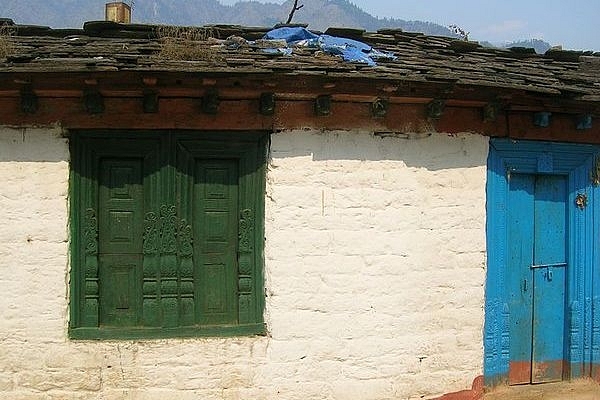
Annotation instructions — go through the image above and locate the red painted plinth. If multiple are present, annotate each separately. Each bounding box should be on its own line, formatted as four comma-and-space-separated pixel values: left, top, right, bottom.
433, 375, 484, 400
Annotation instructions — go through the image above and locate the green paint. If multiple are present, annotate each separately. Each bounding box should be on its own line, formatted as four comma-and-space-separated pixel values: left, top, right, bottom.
69, 131, 267, 339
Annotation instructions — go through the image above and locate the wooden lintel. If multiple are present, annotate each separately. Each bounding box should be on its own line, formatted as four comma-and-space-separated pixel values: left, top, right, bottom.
509, 104, 599, 115
0, 95, 597, 143
0, 90, 484, 108
507, 112, 600, 144
0, 71, 595, 116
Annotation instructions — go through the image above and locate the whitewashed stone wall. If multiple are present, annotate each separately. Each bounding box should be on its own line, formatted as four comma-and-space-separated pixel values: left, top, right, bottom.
0, 127, 488, 400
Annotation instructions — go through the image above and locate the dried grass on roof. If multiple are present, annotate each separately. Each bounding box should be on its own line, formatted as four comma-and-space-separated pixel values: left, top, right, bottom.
0, 26, 15, 59
155, 26, 225, 62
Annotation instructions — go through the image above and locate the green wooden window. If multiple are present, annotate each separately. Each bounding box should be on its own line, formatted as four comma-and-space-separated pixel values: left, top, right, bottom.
69, 132, 267, 339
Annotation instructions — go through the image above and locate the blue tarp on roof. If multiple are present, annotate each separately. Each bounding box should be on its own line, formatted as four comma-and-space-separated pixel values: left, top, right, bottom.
263, 27, 396, 66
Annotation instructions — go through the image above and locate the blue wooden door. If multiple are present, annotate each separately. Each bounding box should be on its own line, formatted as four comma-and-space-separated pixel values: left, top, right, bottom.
508, 174, 567, 384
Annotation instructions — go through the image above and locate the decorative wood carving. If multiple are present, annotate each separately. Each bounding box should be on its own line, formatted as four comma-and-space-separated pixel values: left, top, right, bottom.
178, 218, 194, 326
592, 297, 600, 371
178, 220, 193, 258
238, 209, 254, 253
570, 301, 582, 363
142, 205, 194, 327
143, 211, 160, 255
83, 208, 98, 255
159, 205, 177, 255
83, 208, 99, 326
501, 303, 510, 364
585, 296, 592, 360
238, 208, 254, 323
537, 153, 553, 173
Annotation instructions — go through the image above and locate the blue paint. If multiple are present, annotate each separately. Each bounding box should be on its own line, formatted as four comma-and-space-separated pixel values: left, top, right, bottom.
485, 139, 600, 385
537, 153, 553, 173
577, 115, 593, 130
533, 112, 552, 127
531, 175, 567, 382
506, 174, 534, 384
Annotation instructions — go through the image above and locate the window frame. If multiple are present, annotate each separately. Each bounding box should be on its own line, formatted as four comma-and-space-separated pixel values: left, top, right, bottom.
69, 131, 268, 340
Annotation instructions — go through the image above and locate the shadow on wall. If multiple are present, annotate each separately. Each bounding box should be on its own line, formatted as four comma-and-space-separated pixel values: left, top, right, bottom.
0, 128, 69, 162
269, 130, 488, 171
0, 128, 488, 171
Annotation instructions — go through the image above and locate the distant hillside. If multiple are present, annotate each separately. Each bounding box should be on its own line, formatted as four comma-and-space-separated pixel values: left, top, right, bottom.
480, 38, 552, 54
0, 0, 556, 53
505, 39, 552, 54
0, 0, 458, 37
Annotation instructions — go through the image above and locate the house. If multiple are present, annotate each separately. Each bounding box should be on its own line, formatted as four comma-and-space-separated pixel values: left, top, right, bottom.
0, 11, 599, 400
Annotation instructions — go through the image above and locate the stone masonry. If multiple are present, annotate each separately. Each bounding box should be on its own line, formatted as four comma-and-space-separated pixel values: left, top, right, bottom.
0, 127, 488, 399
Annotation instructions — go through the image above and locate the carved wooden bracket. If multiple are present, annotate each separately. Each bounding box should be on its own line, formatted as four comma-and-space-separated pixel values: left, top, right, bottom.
143, 89, 159, 113
577, 114, 593, 130
371, 98, 388, 118
426, 99, 445, 120
315, 95, 331, 116
533, 111, 552, 128
483, 102, 501, 122
202, 88, 220, 114
259, 92, 275, 116
83, 88, 105, 114
20, 85, 38, 114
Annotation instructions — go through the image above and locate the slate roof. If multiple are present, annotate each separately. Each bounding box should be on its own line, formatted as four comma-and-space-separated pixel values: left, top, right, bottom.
1, 19, 599, 103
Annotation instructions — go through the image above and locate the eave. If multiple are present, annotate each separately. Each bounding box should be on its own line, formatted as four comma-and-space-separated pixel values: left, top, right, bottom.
0, 69, 598, 143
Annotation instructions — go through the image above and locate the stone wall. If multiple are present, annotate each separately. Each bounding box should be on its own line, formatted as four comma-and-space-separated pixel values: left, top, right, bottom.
0, 127, 488, 399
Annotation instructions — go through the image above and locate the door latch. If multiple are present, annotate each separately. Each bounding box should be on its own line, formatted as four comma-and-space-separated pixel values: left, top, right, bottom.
532, 263, 565, 282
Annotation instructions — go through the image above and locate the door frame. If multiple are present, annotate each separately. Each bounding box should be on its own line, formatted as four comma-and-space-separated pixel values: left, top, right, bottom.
484, 138, 600, 385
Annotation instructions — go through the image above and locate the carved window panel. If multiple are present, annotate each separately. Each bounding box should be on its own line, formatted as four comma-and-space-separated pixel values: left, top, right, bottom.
69, 132, 267, 339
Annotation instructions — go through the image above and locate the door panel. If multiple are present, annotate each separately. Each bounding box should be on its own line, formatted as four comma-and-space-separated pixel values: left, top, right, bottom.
507, 174, 567, 384
98, 158, 144, 326
98, 158, 144, 254
98, 254, 141, 326
507, 174, 535, 384
532, 265, 565, 382
532, 175, 567, 383
194, 160, 239, 325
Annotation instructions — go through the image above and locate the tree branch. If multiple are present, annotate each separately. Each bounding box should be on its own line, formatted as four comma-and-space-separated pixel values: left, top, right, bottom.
285, 0, 304, 24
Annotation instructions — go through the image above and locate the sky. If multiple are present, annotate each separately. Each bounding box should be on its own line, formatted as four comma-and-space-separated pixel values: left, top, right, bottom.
219, 0, 599, 51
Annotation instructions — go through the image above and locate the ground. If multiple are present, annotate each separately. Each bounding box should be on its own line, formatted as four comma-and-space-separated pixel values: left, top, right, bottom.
483, 379, 600, 399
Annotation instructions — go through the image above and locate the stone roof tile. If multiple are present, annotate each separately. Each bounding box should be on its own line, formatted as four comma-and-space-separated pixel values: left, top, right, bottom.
0, 20, 598, 101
